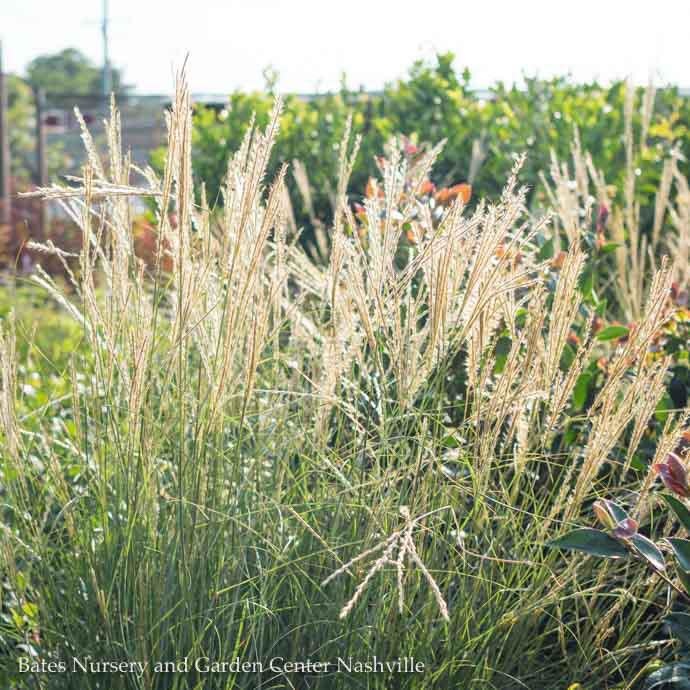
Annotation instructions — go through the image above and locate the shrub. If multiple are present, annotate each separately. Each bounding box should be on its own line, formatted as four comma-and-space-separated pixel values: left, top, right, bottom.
175, 53, 690, 235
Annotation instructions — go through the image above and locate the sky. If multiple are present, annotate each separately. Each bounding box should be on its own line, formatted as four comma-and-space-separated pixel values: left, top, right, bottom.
2, 0, 690, 95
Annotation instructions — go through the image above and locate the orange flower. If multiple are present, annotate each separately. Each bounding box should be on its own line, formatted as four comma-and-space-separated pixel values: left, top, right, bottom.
435, 183, 472, 206
495, 243, 523, 266
566, 331, 581, 347
403, 138, 419, 157
419, 180, 436, 197
364, 178, 384, 200
550, 251, 567, 270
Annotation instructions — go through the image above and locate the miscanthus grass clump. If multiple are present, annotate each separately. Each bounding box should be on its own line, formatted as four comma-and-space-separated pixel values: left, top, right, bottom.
0, 73, 685, 689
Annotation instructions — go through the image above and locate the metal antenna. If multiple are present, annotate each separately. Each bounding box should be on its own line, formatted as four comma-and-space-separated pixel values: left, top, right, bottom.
102, 0, 112, 97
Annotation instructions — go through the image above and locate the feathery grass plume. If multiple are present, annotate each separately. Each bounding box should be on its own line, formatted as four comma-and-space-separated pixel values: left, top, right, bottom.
542, 80, 671, 322
292, 157, 331, 263
595, 258, 674, 408
541, 141, 593, 249
623, 359, 670, 473
653, 156, 674, 249
666, 153, 690, 286
306, 117, 363, 433
322, 507, 450, 622
544, 244, 586, 386
167, 95, 289, 427
635, 410, 690, 521
560, 262, 674, 515
468, 135, 487, 185
0, 311, 20, 462
568, 358, 669, 516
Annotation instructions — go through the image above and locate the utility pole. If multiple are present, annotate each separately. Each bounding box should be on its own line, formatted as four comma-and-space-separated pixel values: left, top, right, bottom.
102, 0, 112, 98
0, 41, 11, 227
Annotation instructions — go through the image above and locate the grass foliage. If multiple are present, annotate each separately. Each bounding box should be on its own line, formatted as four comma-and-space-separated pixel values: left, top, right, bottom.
1, 70, 689, 689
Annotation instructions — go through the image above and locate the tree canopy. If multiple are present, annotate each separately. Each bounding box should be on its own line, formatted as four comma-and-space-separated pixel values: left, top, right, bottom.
26, 48, 127, 97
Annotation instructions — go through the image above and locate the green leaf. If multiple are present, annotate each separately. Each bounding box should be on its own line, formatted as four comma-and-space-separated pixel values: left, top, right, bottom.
572, 373, 592, 411
665, 612, 690, 646
595, 298, 608, 317
563, 425, 578, 446
645, 663, 690, 689
662, 494, 690, 533
441, 434, 459, 449
547, 528, 628, 558
21, 602, 38, 620
538, 238, 554, 261
603, 499, 630, 524
10, 609, 24, 630
493, 336, 512, 374
596, 325, 629, 342
561, 342, 576, 369
599, 242, 621, 255
655, 394, 673, 424
581, 269, 597, 306
667, 538, 690, 572
630, 534, 665, 571
629, 454, 647, 472
515, 308, 528, 328
679, 568, 690, 596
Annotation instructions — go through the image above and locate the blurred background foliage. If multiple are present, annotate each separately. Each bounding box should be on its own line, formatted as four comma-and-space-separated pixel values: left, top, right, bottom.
161, 52, 690, 230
